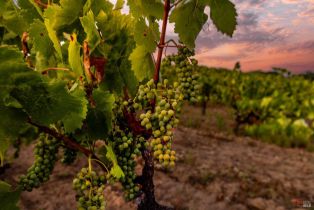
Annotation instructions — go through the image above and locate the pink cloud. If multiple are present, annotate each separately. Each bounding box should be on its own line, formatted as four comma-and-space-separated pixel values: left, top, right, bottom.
195, 40, 314, 73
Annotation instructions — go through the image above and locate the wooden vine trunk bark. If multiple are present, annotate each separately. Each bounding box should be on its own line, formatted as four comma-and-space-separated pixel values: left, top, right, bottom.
138, 150, 174, 210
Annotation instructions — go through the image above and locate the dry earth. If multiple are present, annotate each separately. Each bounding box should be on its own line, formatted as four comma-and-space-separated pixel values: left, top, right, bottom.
1, 104, 314, 210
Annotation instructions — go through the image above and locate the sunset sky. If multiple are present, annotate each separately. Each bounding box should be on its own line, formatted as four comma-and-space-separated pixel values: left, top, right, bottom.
112, 0, 314, 73
194, 0, 314, 73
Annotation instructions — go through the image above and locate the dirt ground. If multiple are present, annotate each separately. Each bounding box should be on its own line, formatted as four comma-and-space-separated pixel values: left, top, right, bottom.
1, 104, 314, 210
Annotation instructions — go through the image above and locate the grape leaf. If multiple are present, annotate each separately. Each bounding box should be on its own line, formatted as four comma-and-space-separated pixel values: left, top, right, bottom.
115, 0, 124, 10
68, 33, 84, 77
44, 0, 84, 31
17, 0, 43, 24
84, 0, 113, 16
84, 89, 115, 140
0, 46, 30, 98
96, 12, 138, 95
62, 86, 88, 133
0, 1, 28, 35
29, 19, 54, 58
134, 18, 159, 53
129, 45, 154, 82
105, 144, 124, 179
0, 106, 28, 165
44, 18, 63, 60
141, 0, 164, 19
128, 0, 163, 19
0, 181, 21, 210
0, 46, 29, 167
169, 0, 207, 48
10, 79, 88, 133
127, 0, 142, 18
202, 0, 237, 36
80, 10, 101, 52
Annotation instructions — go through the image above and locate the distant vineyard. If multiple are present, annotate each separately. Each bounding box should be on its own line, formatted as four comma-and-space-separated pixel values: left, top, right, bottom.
197, 66, 314, 150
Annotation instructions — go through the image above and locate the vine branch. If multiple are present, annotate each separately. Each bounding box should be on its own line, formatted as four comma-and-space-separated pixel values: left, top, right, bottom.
170, 0, 184, 9
154, 0, 171, 85
34, 0, 48, 9
41, 67, 71, 75
27, 119, 107, 172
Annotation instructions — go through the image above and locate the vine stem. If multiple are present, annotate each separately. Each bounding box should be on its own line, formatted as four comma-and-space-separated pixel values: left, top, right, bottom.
154, 0, 171, 85
27, 119, 108, 172
88, 155, 92, 173
41, 67, 72, 75
34, 0, 48, 8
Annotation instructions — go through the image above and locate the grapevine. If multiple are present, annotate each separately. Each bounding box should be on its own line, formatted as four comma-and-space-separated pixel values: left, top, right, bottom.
0, 0, 238, 209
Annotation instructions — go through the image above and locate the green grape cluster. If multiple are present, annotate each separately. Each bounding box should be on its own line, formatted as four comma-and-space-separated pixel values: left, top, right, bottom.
19, 134, 59, 191
110, 128, 143, 200
178, 46, 195, 57
61, 147, 78, 165
162, 47, 201, 102
72, 167, 106, 210
134, 79, 182, 167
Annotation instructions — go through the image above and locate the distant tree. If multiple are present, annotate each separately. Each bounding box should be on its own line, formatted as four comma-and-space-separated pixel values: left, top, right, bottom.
233, 61, 241, 72
272, 67, 291, 77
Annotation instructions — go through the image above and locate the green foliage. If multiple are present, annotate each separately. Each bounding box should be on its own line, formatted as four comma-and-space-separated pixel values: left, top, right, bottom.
115, 0, 125, 10
83, 89, 115, 141
128, 0, 163, 19
105, 144, 124, 179
0, 46, 31, 162
134, 18, 160, 53
197, 66, 314, 149
80, 10, 101, 52
170, 0, 237, 48
129, 45, 154, 82
44, 18, 63, 60
0, 181, 20, 210
0, 0, 28, 35
68, 33, 84, 77
169, 1, 207, 48
29, 19, 55, 61
11, 79, 88, 133
44, 0, 84, 30
203, 0, 238, 36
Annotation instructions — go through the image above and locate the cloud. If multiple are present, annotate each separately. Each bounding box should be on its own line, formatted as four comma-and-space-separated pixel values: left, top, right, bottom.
195, 10, 287, 53
191, 0, 314, 73
273, 40, 314, 53
234, 0, 267, 7
298, 7, 314, 18
282, 0, 314, 4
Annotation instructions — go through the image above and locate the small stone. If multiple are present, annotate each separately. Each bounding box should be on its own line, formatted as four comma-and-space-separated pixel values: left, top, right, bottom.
247, 198, 267, 210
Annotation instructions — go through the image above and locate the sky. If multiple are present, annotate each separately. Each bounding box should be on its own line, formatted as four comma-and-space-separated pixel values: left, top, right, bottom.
111, 0, 314, 73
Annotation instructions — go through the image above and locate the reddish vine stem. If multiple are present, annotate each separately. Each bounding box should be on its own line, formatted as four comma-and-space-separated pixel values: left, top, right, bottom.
41, 67, 71, 75
27, 119, 107, 172
83, 41, 96, 83
21, 32, 30, 59
34, 0, 48, 8
154, 0, 171, 85
21, 32, 33, 67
